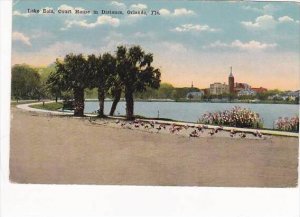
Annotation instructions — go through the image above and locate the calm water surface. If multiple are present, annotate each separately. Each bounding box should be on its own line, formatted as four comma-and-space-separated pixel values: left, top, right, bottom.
85, 101, 299, 129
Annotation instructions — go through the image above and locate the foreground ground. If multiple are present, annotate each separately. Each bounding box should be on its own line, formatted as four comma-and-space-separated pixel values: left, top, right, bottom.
10, 108, 299, 187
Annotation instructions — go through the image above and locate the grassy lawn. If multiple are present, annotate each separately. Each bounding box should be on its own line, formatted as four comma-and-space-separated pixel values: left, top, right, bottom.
11, 100, 38, 107
30, 102, 63, 111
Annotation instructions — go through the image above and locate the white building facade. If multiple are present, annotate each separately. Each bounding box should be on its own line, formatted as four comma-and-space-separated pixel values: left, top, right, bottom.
209, 83, 229, 95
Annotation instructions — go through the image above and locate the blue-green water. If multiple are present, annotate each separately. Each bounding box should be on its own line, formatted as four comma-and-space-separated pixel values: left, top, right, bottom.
85, 101, 299, 129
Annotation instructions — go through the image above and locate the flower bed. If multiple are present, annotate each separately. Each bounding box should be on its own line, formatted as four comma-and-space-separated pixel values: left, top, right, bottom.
198, 106, 263, 129
275, 116, 299, 132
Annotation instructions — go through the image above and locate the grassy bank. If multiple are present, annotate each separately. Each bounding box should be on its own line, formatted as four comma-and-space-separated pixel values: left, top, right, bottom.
11, 100, 38, 106
30, 102, 63, 111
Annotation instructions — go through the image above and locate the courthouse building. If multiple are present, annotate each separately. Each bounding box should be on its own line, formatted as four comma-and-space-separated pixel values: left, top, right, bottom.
209, 82, 229, 95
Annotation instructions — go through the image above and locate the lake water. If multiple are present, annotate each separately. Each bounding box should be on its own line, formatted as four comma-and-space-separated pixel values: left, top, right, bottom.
85, 101, 299, 129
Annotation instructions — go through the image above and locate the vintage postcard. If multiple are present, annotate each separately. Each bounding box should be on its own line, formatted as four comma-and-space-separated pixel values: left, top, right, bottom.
10, 0, 299, 187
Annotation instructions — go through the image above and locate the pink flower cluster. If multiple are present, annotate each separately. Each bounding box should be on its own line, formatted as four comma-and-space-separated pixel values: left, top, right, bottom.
275, 116, 299, 132
199, 106, 263, 128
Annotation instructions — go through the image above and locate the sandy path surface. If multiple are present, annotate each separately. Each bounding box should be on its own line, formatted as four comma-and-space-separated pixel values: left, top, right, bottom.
10, 108, 299, 187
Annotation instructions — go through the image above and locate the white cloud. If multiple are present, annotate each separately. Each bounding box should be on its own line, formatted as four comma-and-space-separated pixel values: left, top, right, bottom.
278, 16, 294, 23
172, 24, 220, 32
130, 3, 147, 10
12, 32, 31, 46
159, 9, 171, 16
278, 16, 299, 24
232, 40, 277, 50
174, 8, 195, 16
242, 15, 300, 30
241, 15, 276, 30
159, 8, 195, 16
13, 10, 30, 17
205, 40, 277, 51
206, 41, 229, 48
41, 41, 97, 57
242, 4, 279, 15
111, 1, 126, 8
62, 15, 120, 30
241, 15, 277, 30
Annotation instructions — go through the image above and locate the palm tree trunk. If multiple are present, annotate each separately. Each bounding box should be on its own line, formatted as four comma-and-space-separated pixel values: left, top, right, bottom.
125, 88, 134, 120
109, 88, 121, 116
98, 88, 105, 117
74, 88, 84, 116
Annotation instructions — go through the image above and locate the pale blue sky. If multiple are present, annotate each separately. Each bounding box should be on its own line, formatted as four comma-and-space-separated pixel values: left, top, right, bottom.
12, 1, 300, 90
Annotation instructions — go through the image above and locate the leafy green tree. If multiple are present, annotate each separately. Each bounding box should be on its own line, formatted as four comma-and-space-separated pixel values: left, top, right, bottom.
84, 88, 98, 99
134, 86, 158, 99
157, 83, 174, 99
172, 87, 198, 100
37, 64, 59, 101
11, 64, 41, 100
46, 70, 62, 103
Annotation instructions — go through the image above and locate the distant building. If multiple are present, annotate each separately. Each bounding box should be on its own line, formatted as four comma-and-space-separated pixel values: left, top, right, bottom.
251, 87, 268, 94
200, 88, 210, 95
237, 89, 256, 96
210, 82, 229, 95
286, 90, 299, 97
205, 67, 269, 97
268, 91, 299, 101
186, 91, 204, 99
234, 82, 251, 93
228, 66, 234, 94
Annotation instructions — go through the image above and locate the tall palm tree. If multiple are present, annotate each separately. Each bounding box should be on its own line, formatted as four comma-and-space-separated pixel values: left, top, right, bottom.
109, 77, 122, 116
49, 54, 90, 116
95, 53, 116, 117
115, 45, 161, 120
108, 46, 127, 116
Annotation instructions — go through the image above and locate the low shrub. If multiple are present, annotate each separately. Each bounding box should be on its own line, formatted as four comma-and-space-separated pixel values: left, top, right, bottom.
198, 106, 263, 128
275, 116, 299, 132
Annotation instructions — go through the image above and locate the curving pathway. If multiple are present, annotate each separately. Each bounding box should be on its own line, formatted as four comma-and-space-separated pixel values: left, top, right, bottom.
16, 101, 73, 115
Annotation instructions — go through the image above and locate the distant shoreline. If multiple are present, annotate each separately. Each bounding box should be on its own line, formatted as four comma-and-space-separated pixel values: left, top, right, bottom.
83, 98, 299, 105
11, 98, 299, 105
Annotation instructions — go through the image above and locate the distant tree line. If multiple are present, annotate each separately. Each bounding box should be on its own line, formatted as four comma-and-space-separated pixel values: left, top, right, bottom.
83, 84, 201, 101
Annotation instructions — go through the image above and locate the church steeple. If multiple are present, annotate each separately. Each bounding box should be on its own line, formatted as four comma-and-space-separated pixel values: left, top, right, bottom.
229, 66, 234, 77
228, 66, 234, 94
